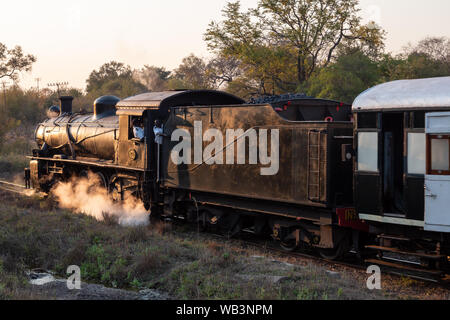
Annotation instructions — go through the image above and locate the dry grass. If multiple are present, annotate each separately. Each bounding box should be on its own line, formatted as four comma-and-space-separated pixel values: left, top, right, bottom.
101, 212, 119, 226
153, 220, 172, 236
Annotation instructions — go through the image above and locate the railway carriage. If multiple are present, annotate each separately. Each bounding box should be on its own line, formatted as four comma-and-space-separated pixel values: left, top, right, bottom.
353, 77, 450, 274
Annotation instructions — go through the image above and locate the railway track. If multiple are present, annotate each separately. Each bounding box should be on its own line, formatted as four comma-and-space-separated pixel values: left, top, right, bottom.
234, 237, 448, 285
0, 179, 28, 195
170, 221, 450, 288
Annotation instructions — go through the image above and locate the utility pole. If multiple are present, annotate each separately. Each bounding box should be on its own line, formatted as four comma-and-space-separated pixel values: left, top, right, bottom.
48, 81, 68, 97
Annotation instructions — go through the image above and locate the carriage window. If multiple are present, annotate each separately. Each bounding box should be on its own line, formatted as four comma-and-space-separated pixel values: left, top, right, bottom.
430, 137, 450, 172
358, 132, 378, 172
412, 111, 425, 129
357, 113, 377, 129
407, 133, 426, 174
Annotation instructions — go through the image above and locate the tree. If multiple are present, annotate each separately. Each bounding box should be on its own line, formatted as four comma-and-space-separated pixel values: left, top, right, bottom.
88, 78, 147, 100
205, 2, 297, 95
0, 44, 36, 151
0, 43, 36, 81
86, 61, 134, 93
206, 54, 242, 89
169, 54, 215, 90
0, 86, 47, 153
134, 65, 171, 91
205, 0, 385, 95
86, 61, 146, 98
405, 36, 450, 63
379, 37, 450, 81
305, 50, 380, 103
5, 86, 46, 124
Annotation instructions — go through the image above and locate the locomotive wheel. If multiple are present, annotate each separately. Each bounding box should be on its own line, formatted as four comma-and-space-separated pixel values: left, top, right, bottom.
276, 227, 298, 252
318, 241, 346, 260
94, 172, 108, 189
80, 170, 108, 191
109, 176, 123, 202
280, 239, 298, 252
197, 209, 209, 232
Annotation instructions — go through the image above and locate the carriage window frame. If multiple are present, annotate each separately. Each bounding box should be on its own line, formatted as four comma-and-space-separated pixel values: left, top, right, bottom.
427, 134, 450, 175
357, 112, 378, 129
406, 129, 426, 176
356, 130, 379, 173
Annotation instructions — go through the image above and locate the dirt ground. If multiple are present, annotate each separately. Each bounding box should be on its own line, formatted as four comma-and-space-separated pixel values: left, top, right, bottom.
28, 273, 169, 300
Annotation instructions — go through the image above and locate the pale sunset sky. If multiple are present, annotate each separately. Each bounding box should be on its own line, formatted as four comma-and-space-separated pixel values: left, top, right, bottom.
1, 0, 450, 90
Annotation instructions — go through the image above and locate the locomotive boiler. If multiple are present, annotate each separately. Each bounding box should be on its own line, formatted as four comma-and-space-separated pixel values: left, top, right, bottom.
35, 96, 120, 160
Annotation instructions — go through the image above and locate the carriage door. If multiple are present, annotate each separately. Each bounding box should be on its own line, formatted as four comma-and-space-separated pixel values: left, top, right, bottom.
355, 112, 383, 216
424, 112, 450, 232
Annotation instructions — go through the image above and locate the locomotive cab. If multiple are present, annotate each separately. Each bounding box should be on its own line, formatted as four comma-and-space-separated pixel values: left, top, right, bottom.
115, 90, 246, 173
116, 111, 149, 169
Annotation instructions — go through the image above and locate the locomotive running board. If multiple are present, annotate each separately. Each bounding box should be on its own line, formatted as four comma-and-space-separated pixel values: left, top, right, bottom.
27, 156, 146, 172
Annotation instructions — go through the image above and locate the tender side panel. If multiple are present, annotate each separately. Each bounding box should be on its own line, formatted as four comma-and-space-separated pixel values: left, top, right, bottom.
162, 104, 353, 209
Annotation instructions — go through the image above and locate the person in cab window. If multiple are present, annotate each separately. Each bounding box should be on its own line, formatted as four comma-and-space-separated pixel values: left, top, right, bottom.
153, 119, 165, 145
133, 118, 145, 141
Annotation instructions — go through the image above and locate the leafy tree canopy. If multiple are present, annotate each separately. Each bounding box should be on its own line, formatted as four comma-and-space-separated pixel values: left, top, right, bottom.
205, 0, 385, 96
86, 61, 146, 98
305, 49, 380, 103
134, 65, 171, 92
379, 37, 450, 81
170, 54, 214, 90
0, 43, 36, 81
86, 61, 134, 93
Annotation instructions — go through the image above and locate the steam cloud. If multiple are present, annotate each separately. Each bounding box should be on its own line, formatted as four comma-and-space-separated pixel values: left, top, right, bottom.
52, 172, 149, 226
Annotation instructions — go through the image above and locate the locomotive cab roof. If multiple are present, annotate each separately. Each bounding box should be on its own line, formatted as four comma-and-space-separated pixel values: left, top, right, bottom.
352, 76, 450, 112
116, 90, 245, 117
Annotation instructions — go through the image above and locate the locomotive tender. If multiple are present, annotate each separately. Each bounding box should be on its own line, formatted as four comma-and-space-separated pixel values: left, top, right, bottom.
29, 90, 358, 258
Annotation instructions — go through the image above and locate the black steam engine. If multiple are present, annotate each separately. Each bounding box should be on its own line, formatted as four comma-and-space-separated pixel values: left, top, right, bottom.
28, 90, 359, 259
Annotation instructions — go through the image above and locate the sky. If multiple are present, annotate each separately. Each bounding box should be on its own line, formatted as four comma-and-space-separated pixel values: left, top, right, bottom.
1, 0, 450, 90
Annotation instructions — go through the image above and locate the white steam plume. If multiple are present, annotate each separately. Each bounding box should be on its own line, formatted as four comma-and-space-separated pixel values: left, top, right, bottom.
52, 172, 149, 226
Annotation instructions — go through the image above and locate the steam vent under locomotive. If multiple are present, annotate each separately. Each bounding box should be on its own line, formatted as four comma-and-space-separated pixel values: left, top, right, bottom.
28, 89, 361, 259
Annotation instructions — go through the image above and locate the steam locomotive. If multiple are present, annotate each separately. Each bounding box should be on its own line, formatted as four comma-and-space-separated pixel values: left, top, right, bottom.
27, 78, 450, 275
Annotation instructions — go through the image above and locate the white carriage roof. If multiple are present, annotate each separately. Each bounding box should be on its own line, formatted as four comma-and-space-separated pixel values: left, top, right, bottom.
352, 77, 450, 112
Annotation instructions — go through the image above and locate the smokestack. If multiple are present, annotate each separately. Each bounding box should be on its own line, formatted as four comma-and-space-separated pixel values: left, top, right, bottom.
60, 96, 74, 115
